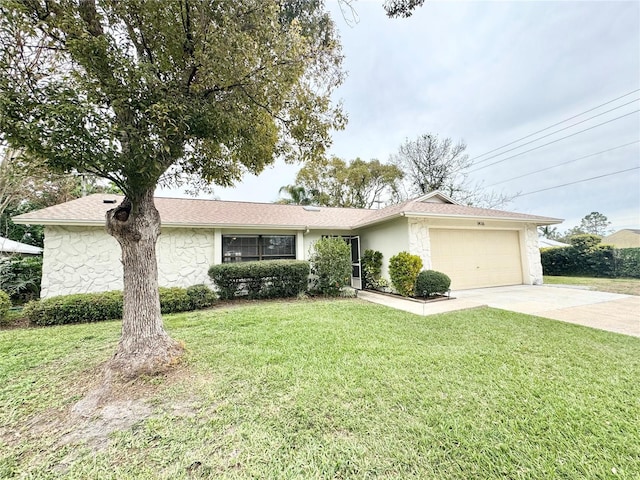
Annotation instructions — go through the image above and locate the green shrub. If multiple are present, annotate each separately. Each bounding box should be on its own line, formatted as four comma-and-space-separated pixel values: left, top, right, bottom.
159, 287, 192, 314
541, 247, 580, 276
23, 285, 215, 326
0, 290, 11, 321
541, 245, 640, 278
569, 234, 602, 252
615, 248, 640, 278
415, 270, 451, 297
309, 237, 351, 296
23, 290, 124, 326
586, 245, 615, 277
209, 260, 310, 300
361, 249, 383, 289
388, 252, 423, 297
186, 284, 217, 309
0, 256, 42, 304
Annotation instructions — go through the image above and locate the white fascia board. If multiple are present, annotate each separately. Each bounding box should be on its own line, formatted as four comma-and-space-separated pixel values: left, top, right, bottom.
402, 212, 564, 225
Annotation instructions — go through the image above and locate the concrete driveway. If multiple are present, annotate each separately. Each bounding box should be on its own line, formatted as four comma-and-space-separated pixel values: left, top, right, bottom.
453, 285, 639, 337
358, 285, 640, 337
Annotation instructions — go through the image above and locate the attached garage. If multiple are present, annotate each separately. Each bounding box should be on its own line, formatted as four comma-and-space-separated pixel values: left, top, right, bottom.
430, 229, 524, 289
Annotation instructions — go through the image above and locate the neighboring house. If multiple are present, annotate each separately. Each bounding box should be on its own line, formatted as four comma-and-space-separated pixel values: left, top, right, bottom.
602, 229, 640, 248
13, 191, 562, 297
538, 237, 570, 248
0, 236, 43, 256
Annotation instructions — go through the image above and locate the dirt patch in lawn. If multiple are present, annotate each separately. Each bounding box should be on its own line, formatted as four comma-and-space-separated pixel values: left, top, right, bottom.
3, 363, 207, 454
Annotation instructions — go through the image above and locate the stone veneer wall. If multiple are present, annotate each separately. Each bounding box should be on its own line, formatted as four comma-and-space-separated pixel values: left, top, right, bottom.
408, 218, 431, 270
524, 223, 543, 285
41, 225, 214, 298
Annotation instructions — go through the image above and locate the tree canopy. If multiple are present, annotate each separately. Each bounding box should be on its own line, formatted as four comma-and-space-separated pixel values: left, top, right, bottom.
391, 133, 512, 208
383, 0, 426, 18
291, 156, 403, 208
0, 0, 345, 201
0, 0, 345, 378
579, 212, 611, 237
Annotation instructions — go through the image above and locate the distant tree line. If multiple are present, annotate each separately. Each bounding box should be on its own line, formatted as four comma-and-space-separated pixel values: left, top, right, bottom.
277, 133, 514, 209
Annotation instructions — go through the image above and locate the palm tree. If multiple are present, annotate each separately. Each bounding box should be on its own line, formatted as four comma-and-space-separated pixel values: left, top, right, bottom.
277, 185, 313, 205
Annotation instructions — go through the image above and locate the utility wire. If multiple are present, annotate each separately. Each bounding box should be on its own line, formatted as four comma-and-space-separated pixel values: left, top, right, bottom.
471, 98, 639, 166
485, 140, 640, 187
516, 166, 640, 197
468, 109, 640, 173
470, 88, 640, 161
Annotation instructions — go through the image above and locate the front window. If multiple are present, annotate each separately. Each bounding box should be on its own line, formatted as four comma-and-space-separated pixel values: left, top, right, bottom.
222, 235, 296, 262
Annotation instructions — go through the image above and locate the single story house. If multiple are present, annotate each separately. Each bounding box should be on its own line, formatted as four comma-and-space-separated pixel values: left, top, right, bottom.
0, 236, 43, 256
602, 229, 640, 248
13, 191, 562, 298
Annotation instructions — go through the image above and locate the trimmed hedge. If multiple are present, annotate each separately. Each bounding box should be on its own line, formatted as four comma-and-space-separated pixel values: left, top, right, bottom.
389, 251, 423, 297
616, 248, 640, 278
23, 284, 217, 326
186, 284, 218, 310
209, 260, 310, 300
24, 290, 124, 326
541, 246, 640, 278
415, 270, 451, 298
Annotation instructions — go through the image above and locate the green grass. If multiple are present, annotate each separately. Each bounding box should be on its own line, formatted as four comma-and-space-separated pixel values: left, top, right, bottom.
544, 275, 640, 296
1, 300, 639, 479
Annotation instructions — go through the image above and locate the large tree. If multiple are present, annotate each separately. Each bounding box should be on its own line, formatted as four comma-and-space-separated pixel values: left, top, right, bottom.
1, 148, 119, 245
293, 156, 403, 208
391, 133, 512, 208
0, 0, 344, 377
579, 212, 611, 237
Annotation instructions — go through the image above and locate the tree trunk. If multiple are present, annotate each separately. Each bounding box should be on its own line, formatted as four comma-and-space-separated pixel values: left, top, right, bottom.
105, 188, 183, 378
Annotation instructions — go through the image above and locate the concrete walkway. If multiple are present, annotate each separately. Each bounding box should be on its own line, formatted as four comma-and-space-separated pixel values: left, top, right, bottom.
358, 285, 640, 337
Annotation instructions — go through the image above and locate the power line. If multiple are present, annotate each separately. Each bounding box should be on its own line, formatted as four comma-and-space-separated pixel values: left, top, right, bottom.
516, 166, 640, 198
468, 109, 640, 173
471, 98, 639, 167
485, 140, 640, 187
470, 88, 640, 161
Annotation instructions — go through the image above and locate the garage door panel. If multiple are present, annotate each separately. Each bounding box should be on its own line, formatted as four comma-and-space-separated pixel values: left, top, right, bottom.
430, 229, 523, 290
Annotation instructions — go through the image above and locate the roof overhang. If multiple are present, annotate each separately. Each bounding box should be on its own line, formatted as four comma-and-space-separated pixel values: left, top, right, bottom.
402, 211, 563, 225
11, 218, 356, 231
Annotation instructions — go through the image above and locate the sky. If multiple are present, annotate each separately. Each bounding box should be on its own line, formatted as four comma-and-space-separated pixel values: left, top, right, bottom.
159, 0, 640, 233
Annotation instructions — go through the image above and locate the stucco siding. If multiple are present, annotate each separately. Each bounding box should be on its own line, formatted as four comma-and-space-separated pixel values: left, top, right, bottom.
156, 228, 215, 288
41, 226, 122, 298
358, 217, 409, 279
41, 226, 214, 298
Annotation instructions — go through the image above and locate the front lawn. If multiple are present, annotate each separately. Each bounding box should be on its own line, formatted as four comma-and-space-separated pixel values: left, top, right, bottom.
1, 300, 639, 479
544, 275, 640, 296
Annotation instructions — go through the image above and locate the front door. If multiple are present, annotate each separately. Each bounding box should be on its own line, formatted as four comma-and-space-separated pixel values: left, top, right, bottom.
350, 235, 361, 289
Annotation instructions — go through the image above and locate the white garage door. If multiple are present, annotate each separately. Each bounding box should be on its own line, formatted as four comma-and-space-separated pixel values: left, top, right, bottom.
430, 229, 523, 290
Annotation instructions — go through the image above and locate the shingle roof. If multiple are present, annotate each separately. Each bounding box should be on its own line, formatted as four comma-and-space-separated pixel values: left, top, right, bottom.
12, 193, 562, 229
